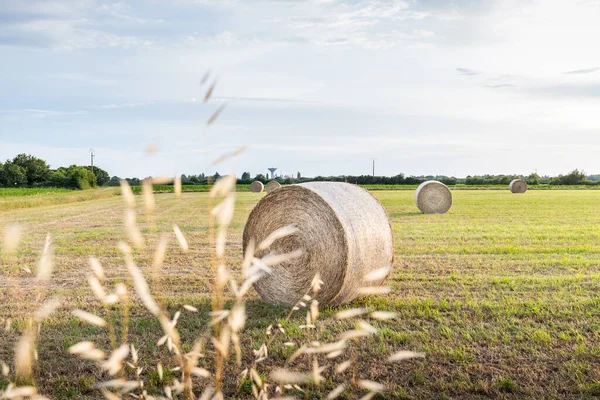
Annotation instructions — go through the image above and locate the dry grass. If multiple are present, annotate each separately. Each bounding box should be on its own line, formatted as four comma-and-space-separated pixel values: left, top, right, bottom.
1, 189, 600, 398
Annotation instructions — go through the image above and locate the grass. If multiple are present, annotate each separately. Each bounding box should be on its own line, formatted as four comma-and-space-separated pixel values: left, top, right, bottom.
1, 189, 600, 398
0, 188, 119, 212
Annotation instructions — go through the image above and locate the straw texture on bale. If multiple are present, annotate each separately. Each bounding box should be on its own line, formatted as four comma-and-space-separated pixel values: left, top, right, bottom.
414, 180, 452, 214
509, 179, 527, 193
250, 181, 264, 193
266, 180, 281, 193
243, 182, 394, 306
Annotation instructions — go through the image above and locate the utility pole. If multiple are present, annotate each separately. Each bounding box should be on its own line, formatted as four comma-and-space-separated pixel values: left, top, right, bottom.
371, 159, 375, 177
89, 149, 95, 175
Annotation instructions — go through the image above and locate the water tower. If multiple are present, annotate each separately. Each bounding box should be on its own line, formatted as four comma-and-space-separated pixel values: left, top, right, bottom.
268, 167, 277, 179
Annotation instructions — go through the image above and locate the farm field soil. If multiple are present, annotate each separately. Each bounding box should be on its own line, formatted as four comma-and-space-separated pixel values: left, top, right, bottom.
1, 190, 599, 399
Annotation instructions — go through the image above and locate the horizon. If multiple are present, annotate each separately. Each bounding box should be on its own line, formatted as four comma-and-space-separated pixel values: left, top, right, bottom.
1, 0, 599, 178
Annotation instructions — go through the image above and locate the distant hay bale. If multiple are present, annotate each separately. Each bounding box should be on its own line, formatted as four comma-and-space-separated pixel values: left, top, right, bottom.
250, 181, 264, 193
266, 180, 281, 193
509, 179, 527, 193
414, 180, 452, 214
243, 182, 394, 306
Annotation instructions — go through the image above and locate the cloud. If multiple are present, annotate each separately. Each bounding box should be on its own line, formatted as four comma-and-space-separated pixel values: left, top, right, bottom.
456, 67, 479, 76
563, 67, 600, 75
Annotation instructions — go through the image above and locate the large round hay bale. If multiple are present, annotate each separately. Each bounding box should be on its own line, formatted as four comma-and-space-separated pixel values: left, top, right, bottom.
250, 181, 264, 193
243, 182, 394, 306
266, 180, 281, 193
509, 179, 527, 193
414, 180, 452, 214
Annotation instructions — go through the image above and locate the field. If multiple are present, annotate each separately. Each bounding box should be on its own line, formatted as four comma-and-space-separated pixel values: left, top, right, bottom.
1, 189, 600, 399
0, 187, 118, 211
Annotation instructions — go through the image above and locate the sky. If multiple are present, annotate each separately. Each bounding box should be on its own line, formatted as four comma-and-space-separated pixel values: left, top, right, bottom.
1, 0, 599, 179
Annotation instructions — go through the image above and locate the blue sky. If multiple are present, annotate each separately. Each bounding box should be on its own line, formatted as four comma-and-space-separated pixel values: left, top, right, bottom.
1, 0, 599, 178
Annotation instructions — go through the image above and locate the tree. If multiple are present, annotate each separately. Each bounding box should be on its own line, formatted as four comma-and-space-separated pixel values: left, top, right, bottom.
253, 173, 267, 183
3, 163, 28, 186
11, 154, 51, 186
241, 172, 251, 180
84, 166, 110, 186
526, 172, 540, 185
108, 176, 121, 186
297, 172, 301, 179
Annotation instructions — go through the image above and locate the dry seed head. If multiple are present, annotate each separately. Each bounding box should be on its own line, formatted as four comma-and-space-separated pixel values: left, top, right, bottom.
358, 321, 378, 334
209, 174, 236, 198
229, 303, 246, 333
363, 266, 391, 282
370, 311, 397, 320
152, 176, 173, 185
142, 179, 155, 212
87, 275, 106, 301
89, 257, 105, 280
37, 234, 53, 281
312, 358, 326, 384
172, 224, 189, 253
126, 261, 160, 316
157, 362, 163, 381
102, 345, 129, 375
259, 249, 304, 267
72, 309, 107, 327
207, 103, 227, 125
191, 367, 210, 378
183, 305, 198, 312
34, 298, 62, 322
119, 180, 136, 208
335, 360, 352, 374
2, 225, 22, 254
270, 369, 308, 384
14, 330, 34, 380
212, 193, 235, 226
357, 286, 391, 296
258, 225, 298, 251
310, 300, 319, 323
130, 344, 138, 364
357, 380, 385, 392
124, 209, 144, 249
242, 239, 255, 271
115, 283, 127, 298
327, 384, 347, 399
340, 330, 370, 341
311, 273, 323, 293
198, 386, 214, 400
204, 80, 216, 102
1, 361, 9, 376
387, 350, 425, 362
250, 368, 263, 387
174, 175, 182, 197
153, 234, 168, 270
335, 308, 368, 320
100, 389, 121, 400
4, 386, 37, 398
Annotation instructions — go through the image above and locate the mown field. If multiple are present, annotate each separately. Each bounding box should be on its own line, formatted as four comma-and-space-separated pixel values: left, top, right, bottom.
1, 189, 599, 399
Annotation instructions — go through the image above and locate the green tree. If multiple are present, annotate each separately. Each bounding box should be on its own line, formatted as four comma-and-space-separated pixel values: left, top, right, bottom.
3, 163, 28, 186
84, 166, 110, 186
241, 172, 251, 180
297, 171, 301, 179
526, 172, 540, 185
11, 154, 51, 186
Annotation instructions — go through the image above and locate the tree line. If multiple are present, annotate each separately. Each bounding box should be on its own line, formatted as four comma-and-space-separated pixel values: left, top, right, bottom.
1, 154, 595, 189
0, 154, 110, 189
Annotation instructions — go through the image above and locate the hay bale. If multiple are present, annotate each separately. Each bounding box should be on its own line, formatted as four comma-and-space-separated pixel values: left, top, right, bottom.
250, 181, 264, 193
509, 179, 527, 193
242, 182, 394, 306
266, 180, 281, 193
414, 180, 452, 214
